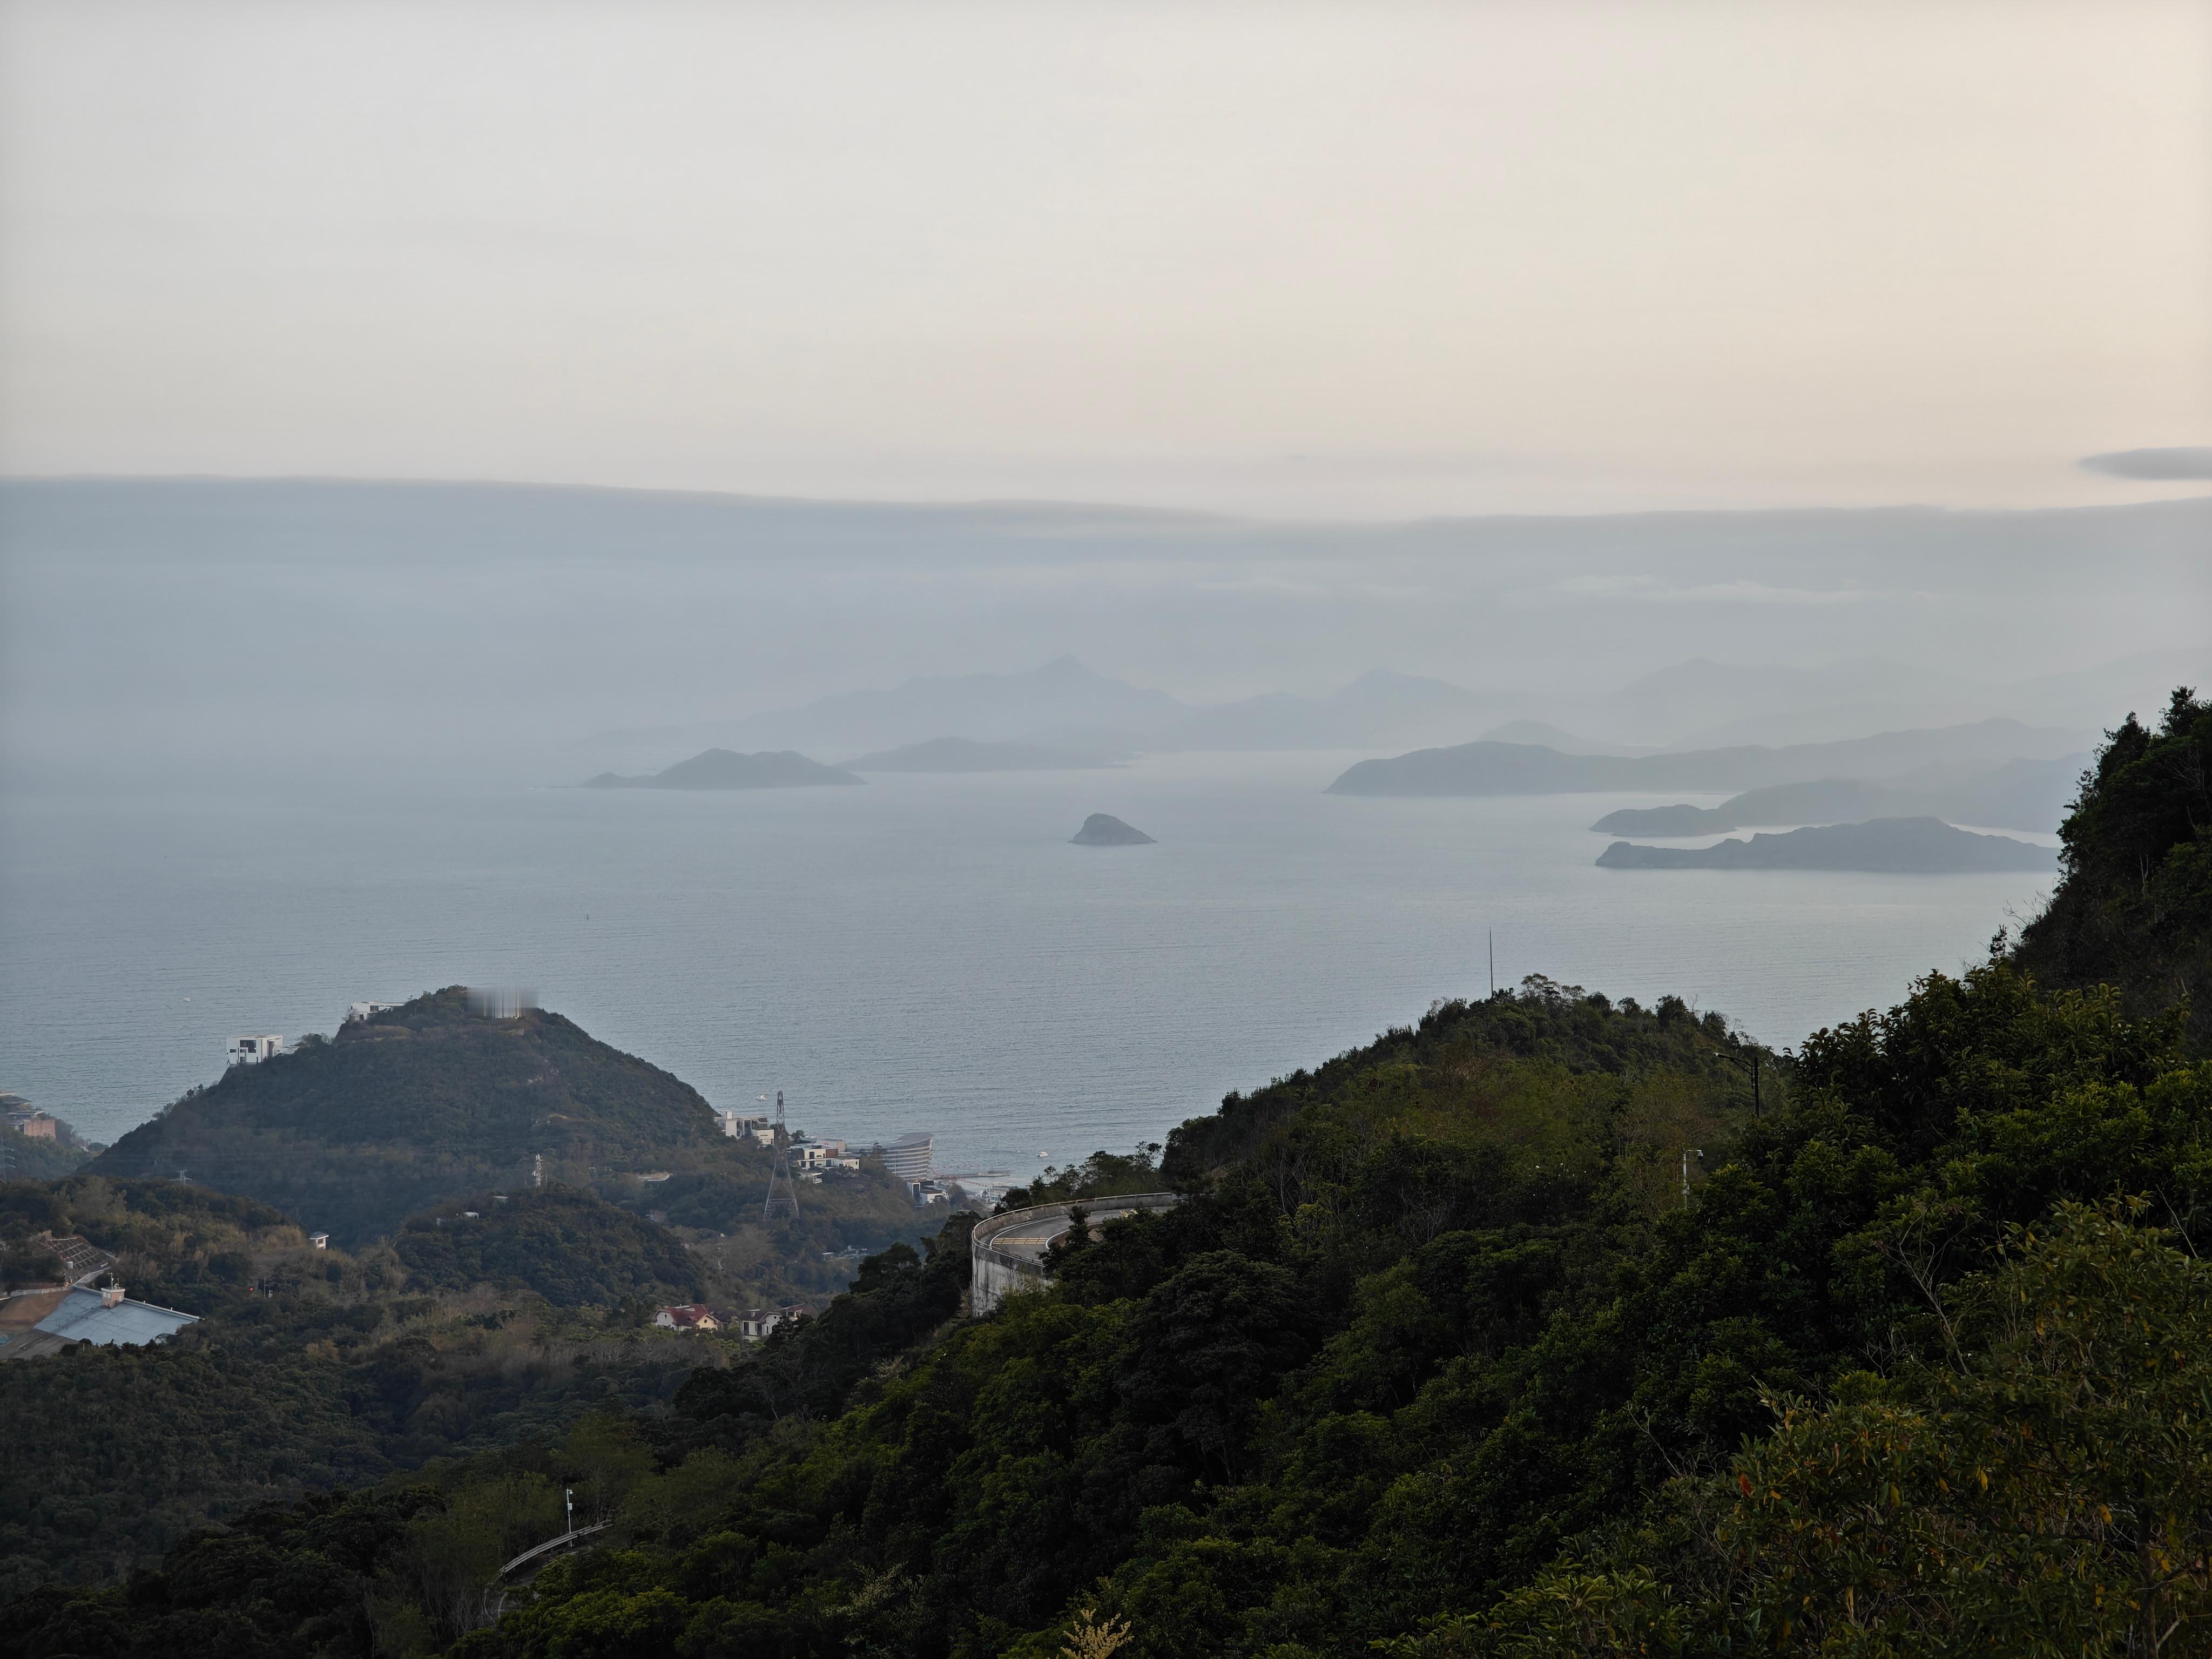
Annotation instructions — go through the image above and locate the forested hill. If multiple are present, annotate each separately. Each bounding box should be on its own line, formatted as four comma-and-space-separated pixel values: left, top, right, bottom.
2015, 685, 2210, 1048
90, 990, 729, 1247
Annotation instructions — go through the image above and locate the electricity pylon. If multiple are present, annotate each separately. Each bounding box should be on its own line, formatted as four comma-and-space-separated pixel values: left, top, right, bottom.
762, 1089, 801, 1221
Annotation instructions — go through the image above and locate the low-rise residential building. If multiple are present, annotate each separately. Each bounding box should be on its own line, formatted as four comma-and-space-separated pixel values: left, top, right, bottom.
345, 1001, 401, 1023
225, 1035, 286, 1066
6, 1109, 58, 1139
735, 1303, 813, 1341
652, 1304, 721, 1333
794, 1137, 861, 1173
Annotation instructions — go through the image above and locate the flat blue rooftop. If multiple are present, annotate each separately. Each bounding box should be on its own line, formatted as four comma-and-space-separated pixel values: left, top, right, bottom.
34, 1288, 199, 1347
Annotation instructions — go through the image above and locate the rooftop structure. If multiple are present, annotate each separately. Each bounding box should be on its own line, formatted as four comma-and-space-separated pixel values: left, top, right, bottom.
0, 1284, 200, 1359
41, 1234, 111, 1280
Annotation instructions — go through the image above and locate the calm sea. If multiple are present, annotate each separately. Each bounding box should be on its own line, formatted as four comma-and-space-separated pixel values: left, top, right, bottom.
0, 752, 2056, 1176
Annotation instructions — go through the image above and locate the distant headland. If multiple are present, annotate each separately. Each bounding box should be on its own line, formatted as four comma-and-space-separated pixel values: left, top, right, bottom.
584, 748, 862, 790
1596, 816, 2056, 873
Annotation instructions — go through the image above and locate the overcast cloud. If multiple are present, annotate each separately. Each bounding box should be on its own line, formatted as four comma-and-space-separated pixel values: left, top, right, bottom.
1, 0, 2207, 516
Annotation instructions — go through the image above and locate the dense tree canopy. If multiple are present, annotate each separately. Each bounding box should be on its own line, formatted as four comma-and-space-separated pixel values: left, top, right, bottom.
2018, 686, 2210, 1047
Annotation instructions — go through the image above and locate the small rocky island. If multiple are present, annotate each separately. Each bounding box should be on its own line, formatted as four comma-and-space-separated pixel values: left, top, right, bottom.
1596, 816, 2055, 873
584, 748, 862, 790
1071, 813, 1155, 846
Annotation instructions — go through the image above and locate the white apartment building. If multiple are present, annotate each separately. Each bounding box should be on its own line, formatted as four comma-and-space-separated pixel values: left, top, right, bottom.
225, 1035, 286, 1066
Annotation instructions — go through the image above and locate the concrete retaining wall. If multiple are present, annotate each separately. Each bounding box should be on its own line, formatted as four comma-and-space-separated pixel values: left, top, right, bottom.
969, 1193, 1183, 1314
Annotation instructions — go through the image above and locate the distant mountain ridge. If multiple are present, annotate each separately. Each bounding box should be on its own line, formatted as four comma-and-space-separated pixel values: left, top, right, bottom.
1327, 719, 2090, 798
839, 736, 1129, 772
571, 645, 2206, 782
577, 659, 1514, 771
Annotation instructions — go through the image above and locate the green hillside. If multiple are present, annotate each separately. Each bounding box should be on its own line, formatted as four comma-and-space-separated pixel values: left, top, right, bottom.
0, 1175, 720, 1603
2015, 685, 2210, 1047
92, 989, 736, 1247
86, 989, 932, 1291
390, 1187, 702, 1307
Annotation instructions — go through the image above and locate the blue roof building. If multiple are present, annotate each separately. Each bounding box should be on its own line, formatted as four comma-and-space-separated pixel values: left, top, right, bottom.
32, 1285, 198, 1348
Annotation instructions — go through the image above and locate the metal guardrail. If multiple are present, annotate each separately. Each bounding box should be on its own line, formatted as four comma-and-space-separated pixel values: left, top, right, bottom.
969, 1192, 1183, 1313
497, 1521, 610, 1580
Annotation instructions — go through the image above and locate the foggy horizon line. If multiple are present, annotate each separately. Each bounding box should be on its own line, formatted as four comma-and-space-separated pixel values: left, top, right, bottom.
4, 468, 2208, 531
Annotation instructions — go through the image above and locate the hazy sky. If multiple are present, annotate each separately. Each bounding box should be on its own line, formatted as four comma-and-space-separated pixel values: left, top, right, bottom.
2, 1, 2208, 516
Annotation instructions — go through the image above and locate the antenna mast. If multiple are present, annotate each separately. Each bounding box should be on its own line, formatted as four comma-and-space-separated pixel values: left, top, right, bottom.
762, 1089, 800, 1221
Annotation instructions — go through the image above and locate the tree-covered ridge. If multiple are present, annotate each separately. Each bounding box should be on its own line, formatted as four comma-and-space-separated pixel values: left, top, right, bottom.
1, 1118, 95, 1182
82, 988, 938, 1298
20, 967, 2207, 1651
392, 1188, 702, 1309
87, 989, 747, 1247
2017, 685, 2210, 1047
410, 966, 2204, 1659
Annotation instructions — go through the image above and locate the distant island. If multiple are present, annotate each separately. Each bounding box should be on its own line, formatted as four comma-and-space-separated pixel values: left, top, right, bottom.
1589, 754, 2084, 836
584, 748, 862, 790
839, 736, 1131, 772
1071, 813, 1155, 846
1325, 720, 2086, 798
1596, 816, 2057, 873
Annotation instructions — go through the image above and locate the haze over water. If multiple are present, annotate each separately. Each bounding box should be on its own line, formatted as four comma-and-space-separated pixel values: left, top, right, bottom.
0, 751, 2055, 1176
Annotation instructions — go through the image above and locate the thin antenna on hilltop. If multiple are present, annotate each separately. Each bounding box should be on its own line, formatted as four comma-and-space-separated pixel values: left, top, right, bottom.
763, 1089, 800, 1222
1489, 930, 1495, 998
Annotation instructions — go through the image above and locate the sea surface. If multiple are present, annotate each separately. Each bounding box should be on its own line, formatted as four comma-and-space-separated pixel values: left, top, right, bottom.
0, 752, 2058, 1176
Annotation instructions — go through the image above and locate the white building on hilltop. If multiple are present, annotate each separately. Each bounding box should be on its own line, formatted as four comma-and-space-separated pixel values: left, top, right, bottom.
714, 1110, 773, 1145
225, 1035, 285, 1066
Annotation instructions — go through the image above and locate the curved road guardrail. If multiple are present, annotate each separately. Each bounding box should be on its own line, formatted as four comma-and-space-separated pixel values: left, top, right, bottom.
969, 1193, 1182, 1313
498, 1521, 610, 1581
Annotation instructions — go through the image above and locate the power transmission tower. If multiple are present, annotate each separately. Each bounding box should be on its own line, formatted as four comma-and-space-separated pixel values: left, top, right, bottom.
762, 1089, 800, 1221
